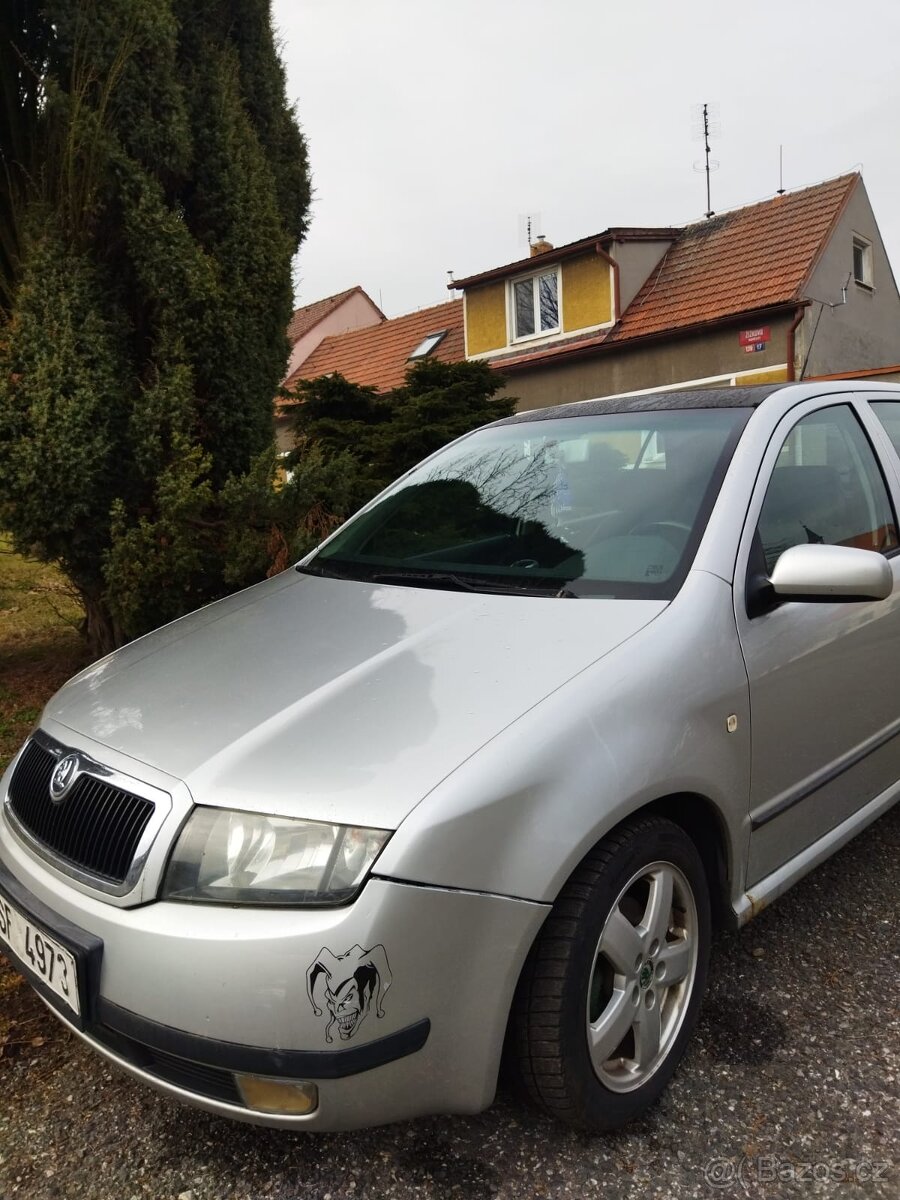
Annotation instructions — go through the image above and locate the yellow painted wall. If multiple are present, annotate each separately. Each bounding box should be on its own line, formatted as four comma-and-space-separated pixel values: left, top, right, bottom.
464, 253, 613, 355
465, 283, 507, 356
561, 255, 612, 332
738, 366, 788, 384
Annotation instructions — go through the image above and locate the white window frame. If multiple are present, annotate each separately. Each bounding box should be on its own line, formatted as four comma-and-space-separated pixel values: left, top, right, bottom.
852, 234, 874, 288
508, 265, 562, 344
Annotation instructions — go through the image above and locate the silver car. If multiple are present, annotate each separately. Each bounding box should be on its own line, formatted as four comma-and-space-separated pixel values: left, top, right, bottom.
2, 381, 899, 1132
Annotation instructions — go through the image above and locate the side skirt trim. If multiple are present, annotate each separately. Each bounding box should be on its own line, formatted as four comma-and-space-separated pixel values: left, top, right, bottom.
734, 781, 899, 926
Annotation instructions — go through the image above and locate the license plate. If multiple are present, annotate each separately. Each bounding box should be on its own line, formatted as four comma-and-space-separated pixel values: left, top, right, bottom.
0, 892, 80, 1017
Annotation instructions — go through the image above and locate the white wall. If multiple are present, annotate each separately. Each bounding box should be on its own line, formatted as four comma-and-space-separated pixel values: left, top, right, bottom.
799, 181, 900, 378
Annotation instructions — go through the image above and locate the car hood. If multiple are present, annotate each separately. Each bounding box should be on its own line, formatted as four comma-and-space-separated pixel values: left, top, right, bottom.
44, 570, 667, 829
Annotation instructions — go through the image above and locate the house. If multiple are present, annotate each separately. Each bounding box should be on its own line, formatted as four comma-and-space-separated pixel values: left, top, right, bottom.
283, 286, 384, 384
284, 298, 464, 393
276, 298, 465, 451
449, 174, 900, 410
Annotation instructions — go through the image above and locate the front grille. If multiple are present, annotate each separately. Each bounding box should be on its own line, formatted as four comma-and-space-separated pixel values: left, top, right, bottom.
8, 740, 155, 884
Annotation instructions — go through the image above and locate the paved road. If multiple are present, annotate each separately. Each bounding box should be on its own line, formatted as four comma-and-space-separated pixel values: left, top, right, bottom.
1, 806, 897, 1200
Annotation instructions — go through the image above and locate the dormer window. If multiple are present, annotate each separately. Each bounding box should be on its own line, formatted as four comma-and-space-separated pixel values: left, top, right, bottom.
511, 268, 560, 341
852, 236, 873, 288
408, 330, 448, 360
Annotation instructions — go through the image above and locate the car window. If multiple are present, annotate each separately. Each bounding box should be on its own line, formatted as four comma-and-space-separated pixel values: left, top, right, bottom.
306, 408, 749, 600
869, 401, 900, 460
757, 404, 899, 574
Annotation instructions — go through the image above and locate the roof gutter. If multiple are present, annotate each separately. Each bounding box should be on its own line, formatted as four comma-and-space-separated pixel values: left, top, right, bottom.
450, 238, 614, 291
594, 243, 620, 322
449, 231, 678, 292
806, 363, 900, 382
786, 304, 807, 381
493, 301, 805, 374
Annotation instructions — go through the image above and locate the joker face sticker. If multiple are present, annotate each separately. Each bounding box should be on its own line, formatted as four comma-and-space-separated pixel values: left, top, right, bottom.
306, 944, 392, 1043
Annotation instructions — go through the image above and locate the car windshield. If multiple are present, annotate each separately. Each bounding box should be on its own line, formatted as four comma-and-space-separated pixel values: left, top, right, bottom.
303, 407, 749, 599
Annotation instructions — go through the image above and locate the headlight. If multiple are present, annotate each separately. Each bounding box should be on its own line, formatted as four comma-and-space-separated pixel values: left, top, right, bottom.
161, 808, 391, 906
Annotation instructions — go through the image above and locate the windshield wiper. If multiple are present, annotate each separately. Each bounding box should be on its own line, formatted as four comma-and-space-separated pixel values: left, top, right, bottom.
298, 561, 577, 596
370, 570, 496, 593
370, 570, 576, 597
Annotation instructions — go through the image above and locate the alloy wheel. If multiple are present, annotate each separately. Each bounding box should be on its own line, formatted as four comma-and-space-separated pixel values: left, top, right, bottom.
586, 860, 699, 1093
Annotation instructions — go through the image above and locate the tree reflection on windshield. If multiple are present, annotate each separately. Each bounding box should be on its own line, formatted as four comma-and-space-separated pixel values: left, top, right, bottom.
361, 476, 582, 582
306, 409, 747, 599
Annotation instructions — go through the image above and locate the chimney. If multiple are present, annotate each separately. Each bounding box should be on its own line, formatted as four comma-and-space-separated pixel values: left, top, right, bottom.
530, 235, 554, 257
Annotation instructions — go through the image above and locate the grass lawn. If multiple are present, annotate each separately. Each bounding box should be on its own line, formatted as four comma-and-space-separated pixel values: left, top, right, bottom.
1, 536, 87, 1058
0, 535, 87, 774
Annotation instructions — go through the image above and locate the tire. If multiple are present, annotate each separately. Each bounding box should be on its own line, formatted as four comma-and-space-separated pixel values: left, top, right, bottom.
510, 814, 711, 1131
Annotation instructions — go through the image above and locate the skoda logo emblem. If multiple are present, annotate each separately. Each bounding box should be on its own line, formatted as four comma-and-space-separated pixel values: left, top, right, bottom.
49, 754, 80, 803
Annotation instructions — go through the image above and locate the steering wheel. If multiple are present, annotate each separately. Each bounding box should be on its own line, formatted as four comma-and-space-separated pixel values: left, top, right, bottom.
628, 521, 692, 550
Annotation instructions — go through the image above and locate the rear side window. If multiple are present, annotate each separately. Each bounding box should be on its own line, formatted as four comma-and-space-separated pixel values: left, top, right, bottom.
870, 401, 900, 459
757, 404, 898, 573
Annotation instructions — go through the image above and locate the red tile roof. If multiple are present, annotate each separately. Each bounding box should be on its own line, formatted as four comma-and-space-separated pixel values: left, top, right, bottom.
284, 299, 464, 394
609, 174, 857, 342
469, 175, 859, 375
286, 286, 383, 345
486, 325, 616, 370
808, 363, 900, 381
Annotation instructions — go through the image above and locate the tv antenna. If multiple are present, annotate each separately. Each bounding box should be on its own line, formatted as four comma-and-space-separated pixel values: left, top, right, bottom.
692, 102, 720, 218
517, 211, 543, 249
777, 144, 786, 195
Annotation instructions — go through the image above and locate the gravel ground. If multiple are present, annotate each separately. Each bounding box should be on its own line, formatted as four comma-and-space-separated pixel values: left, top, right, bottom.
1, 805, 897, 1200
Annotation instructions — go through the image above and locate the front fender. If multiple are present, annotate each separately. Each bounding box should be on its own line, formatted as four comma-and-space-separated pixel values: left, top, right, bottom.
374, 571, 751, 906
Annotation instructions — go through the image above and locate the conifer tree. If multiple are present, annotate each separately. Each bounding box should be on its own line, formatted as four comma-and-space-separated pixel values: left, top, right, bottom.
287, 359, 516, 508
0, 1, 317, 654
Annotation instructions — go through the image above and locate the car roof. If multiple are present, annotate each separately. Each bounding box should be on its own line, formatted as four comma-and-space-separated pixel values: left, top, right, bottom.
492, 385, 789, 426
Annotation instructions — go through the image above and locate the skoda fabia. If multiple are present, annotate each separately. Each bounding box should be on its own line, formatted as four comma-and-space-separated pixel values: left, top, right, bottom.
2, 381, 900, 1131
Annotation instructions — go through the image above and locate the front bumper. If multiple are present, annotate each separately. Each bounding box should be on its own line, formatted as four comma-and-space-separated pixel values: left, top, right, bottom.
0, 825, 547, 1130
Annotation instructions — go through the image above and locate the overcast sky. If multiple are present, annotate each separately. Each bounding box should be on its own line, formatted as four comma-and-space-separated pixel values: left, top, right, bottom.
272, 0, 900, 319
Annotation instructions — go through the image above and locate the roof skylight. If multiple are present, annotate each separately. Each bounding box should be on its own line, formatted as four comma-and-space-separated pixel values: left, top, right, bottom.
408, 330, 447, 360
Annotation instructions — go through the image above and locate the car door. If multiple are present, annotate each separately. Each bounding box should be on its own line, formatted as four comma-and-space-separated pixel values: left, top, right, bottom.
734, 397, 900, 888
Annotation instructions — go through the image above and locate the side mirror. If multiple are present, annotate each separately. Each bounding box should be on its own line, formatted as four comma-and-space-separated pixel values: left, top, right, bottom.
770, 543, 894, 602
